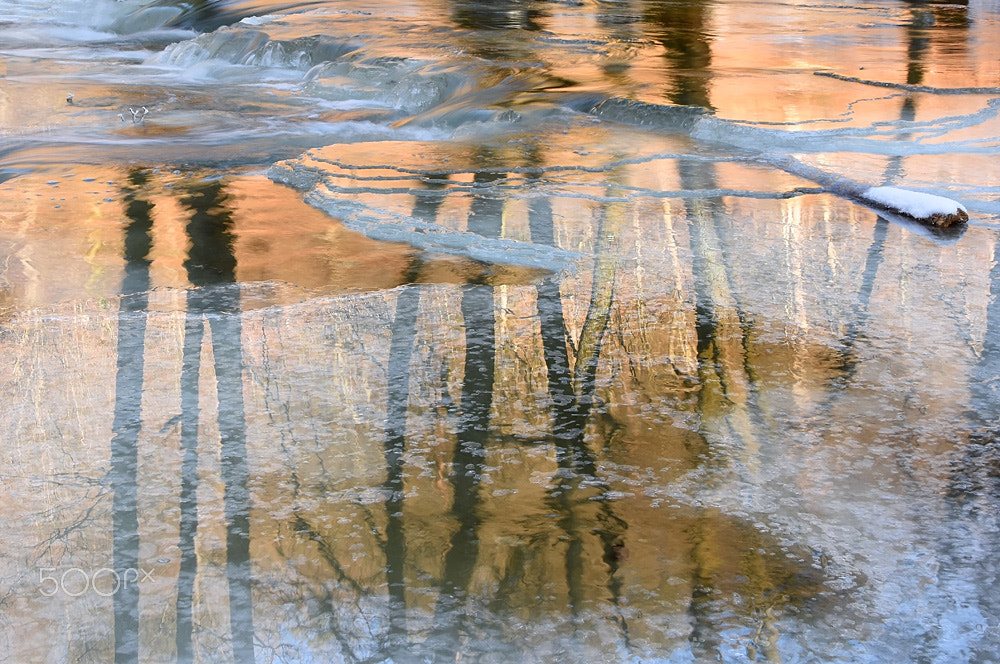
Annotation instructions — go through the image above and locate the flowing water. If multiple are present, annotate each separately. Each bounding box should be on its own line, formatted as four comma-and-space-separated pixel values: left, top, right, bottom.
2, 0, 1000, 662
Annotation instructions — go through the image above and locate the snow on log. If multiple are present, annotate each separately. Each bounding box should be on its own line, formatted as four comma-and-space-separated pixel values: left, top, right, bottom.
763, 155, 969, 229
859, 186, 969, 228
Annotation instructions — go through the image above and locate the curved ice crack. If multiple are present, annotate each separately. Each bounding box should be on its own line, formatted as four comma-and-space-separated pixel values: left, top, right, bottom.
815, 71, 1000, 96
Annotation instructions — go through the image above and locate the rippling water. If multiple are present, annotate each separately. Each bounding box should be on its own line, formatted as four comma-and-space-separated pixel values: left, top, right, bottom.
2, 1, 1000, 662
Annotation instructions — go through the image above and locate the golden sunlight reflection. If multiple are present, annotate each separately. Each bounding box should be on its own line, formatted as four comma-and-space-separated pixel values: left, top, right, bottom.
0, 168, 545, 314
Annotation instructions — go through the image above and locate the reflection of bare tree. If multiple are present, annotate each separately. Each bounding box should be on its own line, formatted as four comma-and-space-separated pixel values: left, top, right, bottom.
833, 218, 889, 381
645, 0, 715, 109
430, 282, 495, 659
380, 189, 448, 657
529, 164, 632, 650
594, 0, 642, 85
834, 6, 970, 387
835, 6, 972, 384
904, 1, 932, 88
383, 278, 421, 651
111, 168, 154, 664
424, 159, 503, 658
448, 0, 546, 33
175, 288, 203, 662
678, 158, 801, 658
269, 187, 449, 663
245, 141, 832, 659
944, 233, 1000, 661
679, 160, 738, 659
215, 293, 255, 664
679, 159, 759, 459
884, 2, 970, 183
544, 253, 630, 642
904, 0, 969, 87
177, 180, 255, 663
950, 230, 1000, 511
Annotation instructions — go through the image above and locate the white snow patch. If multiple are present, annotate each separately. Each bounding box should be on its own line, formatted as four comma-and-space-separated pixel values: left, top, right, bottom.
860, 186, 967, 220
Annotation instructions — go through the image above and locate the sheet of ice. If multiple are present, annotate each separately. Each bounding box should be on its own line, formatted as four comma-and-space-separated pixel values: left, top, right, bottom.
4, 1, 1000, 662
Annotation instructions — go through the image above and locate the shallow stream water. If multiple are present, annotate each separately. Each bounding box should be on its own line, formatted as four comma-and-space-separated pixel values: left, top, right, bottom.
2, 1, 1000, 662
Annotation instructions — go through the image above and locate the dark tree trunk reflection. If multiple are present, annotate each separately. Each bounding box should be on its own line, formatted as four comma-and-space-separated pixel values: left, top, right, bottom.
431, 283, 495, 659
111, 168, 154, 664
646, 0, 715, 109
838, 217, 890, 381
378, 184, 448, 657
178, 180, 255, 663
175, 292, 203, 663
383, 279, 421, 647
531, 169, 631, 650
430, 169, 502, 657
678, 157, 766, 658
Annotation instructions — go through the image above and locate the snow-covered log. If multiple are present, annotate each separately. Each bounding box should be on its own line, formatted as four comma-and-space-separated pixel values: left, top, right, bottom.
764, 155, 969, 229
858, 186, 969, 228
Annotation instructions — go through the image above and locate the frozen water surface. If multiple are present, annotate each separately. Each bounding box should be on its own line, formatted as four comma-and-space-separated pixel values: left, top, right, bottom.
2, 0, 1000, 662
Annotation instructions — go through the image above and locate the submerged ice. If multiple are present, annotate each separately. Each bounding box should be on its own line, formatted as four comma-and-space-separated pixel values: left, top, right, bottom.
3, 1, 1000, 663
